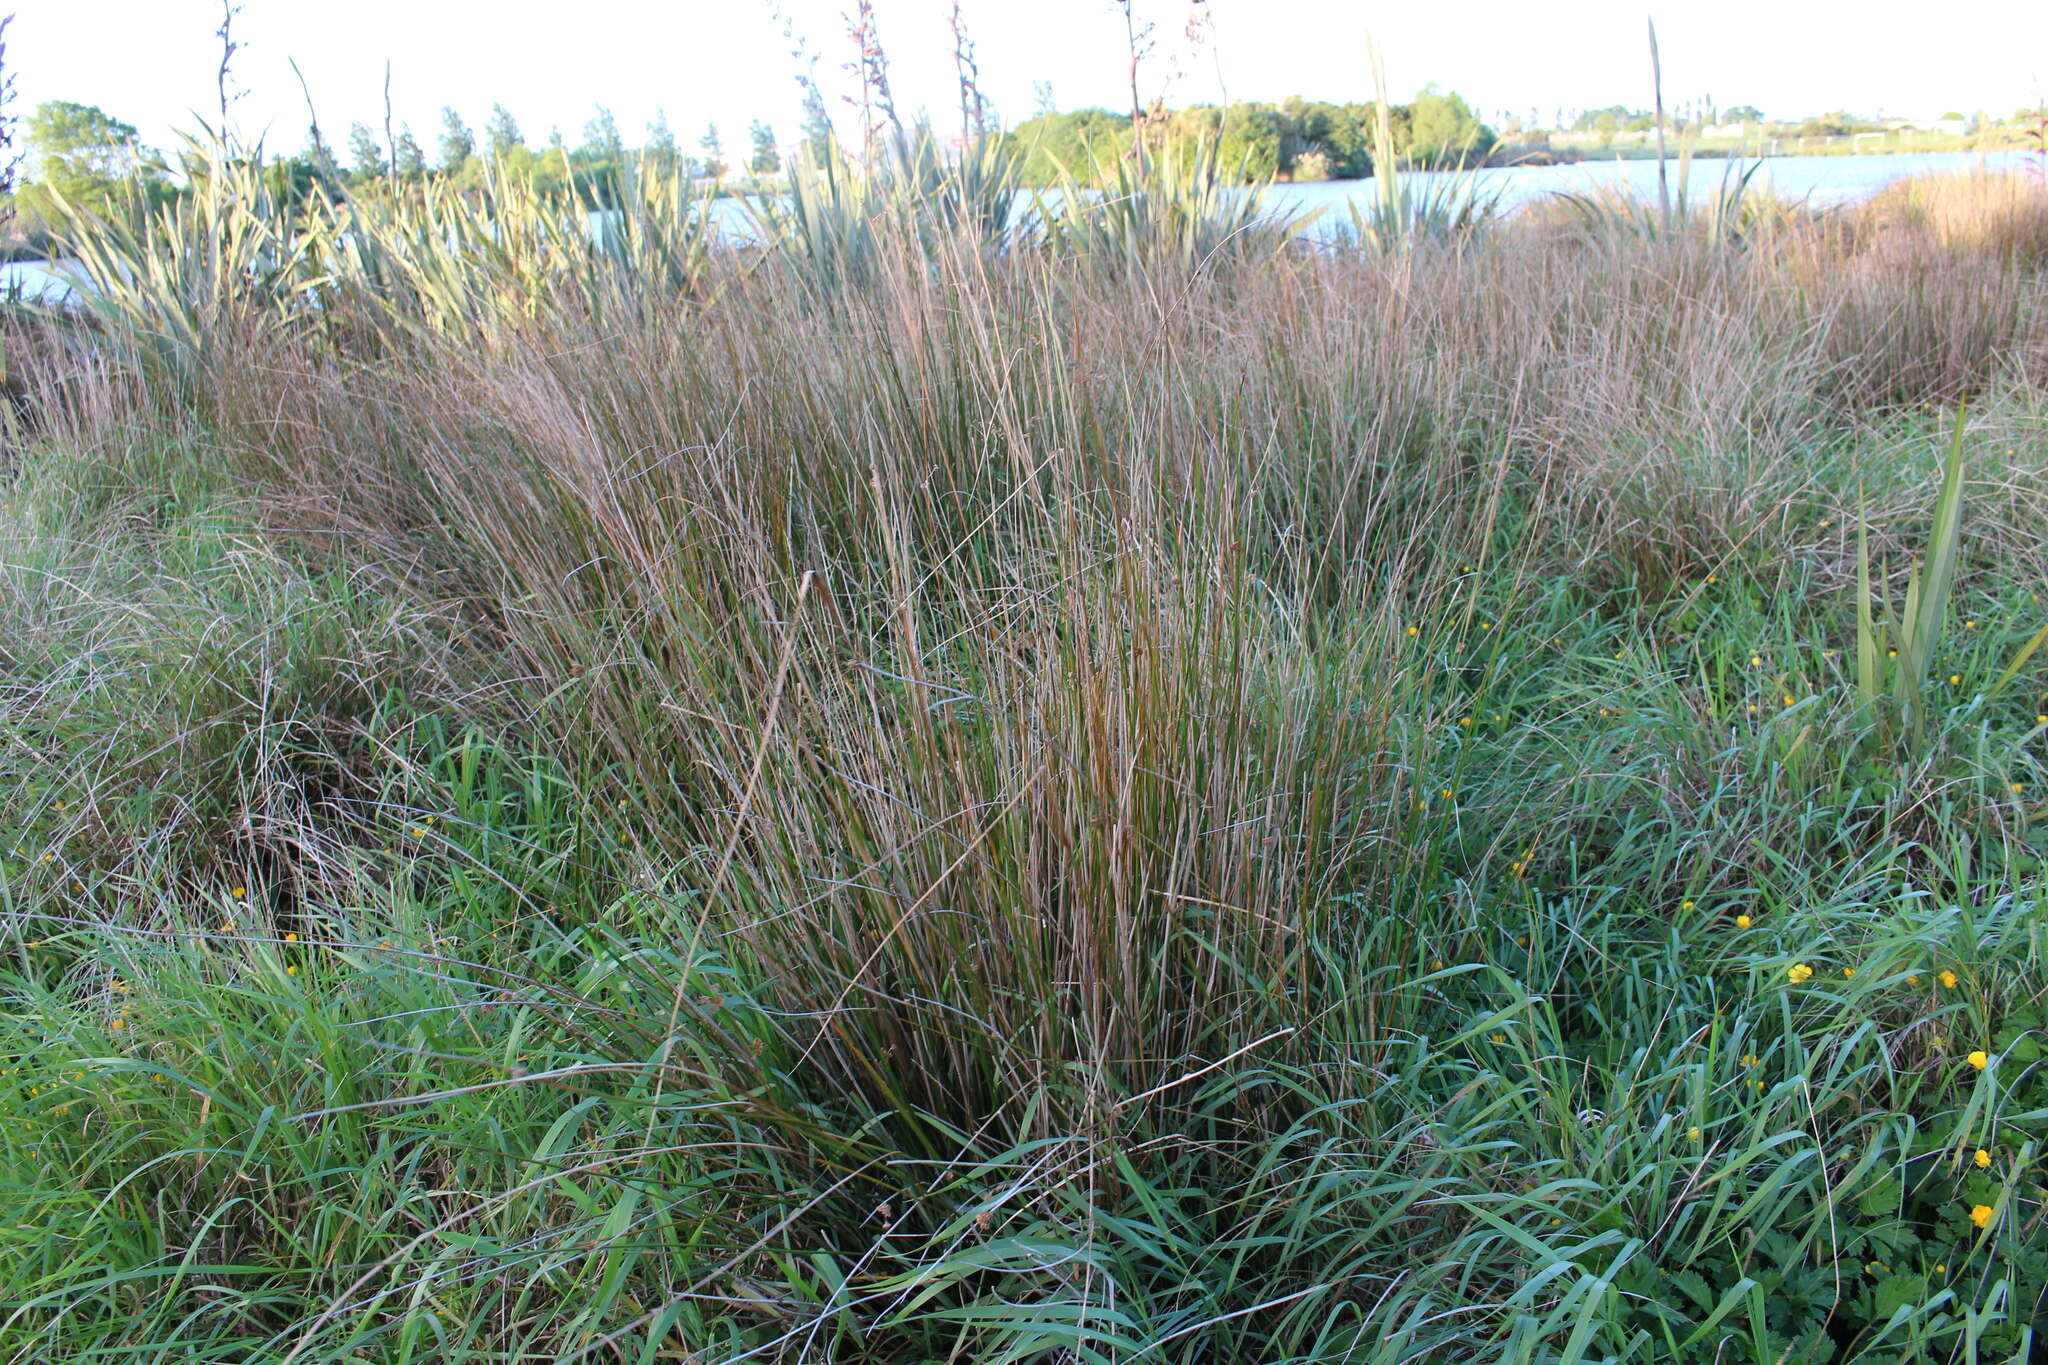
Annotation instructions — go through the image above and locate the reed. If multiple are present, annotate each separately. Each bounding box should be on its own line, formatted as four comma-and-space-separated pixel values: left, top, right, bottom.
3, 144, 2047, 1362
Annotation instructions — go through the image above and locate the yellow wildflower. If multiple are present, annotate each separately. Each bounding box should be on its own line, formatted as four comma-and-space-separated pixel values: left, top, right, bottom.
1968, 1050, 1989, 1069
1687, 1126, 1701, 1141
1907, 974, 1919, 986
1681, 899, 1694, 910
1939, 970, 1958, 988
1407, 626, 1418, 636
1736, 914, 1752, 928
1787, 963, 1814, 983
1969, 1204, 1994, 1229
1974, 1148, 1992, 1168
1843, 967, 1856, 979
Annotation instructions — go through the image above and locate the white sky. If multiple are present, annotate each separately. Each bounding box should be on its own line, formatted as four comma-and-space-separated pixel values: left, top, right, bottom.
13, 0, 2045, 161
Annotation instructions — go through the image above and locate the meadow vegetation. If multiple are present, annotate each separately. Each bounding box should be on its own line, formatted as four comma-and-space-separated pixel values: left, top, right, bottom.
2, 138, 2048, 1362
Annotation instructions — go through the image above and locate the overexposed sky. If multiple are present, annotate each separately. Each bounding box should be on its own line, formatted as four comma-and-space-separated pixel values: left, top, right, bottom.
12, 0, 2045, 161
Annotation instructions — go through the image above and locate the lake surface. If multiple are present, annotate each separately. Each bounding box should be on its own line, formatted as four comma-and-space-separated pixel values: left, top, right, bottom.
5, 150, 2032, 298
1270, 149, 2032, 223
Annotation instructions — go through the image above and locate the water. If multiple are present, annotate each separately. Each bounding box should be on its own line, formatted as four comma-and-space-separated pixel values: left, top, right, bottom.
0, 257, 82, 300
1266, 150, 2033, 225
5, 150, 2032, 296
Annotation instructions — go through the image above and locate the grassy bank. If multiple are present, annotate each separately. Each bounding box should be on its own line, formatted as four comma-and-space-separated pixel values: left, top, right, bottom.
3, 150, 2048, 1362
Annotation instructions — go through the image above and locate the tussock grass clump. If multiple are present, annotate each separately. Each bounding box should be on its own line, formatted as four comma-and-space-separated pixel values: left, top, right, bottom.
2, 153, 2047, 1361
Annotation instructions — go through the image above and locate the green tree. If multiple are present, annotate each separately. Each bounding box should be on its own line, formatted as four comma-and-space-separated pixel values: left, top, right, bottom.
24, 100, 155, 200
799, 91, 834, 160
1007, 107, 1132, 184
436, 106, 473, 173
699, 123, 726, 180
1274, 97, 1371, 179
574, 108, 624, 204
484, 103, 523, 160
347, 121, 384, 179
644, 110, 682, 176
394, 125, 427, 179
304, 124, 340, 185
1724, 105, 1764, 124
582, 107, 622, 162
1405, 86, 1494, 166
1210, 103, 1282, 179
748, 119, 780, 175
1573, 105, 1645, 134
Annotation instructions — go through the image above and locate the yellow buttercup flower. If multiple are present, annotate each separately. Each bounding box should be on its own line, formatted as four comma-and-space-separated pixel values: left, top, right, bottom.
1969, 1203, 1994, 1229
1842, 967, 1855, 979
1907, 974, 1920, 986
1974, 1148, 1992, 1168
1681, 899, 1694, 910
1736, 914, 1752, 928
1787, 963, 1814, 983
1939, 970, 1958, 989
231, 886, 246, 899
1687, 1126, 1701, 1141
1949, 674, 1961, 686
1407, 626, 1418, 636
1968, 1050, 1989, 1069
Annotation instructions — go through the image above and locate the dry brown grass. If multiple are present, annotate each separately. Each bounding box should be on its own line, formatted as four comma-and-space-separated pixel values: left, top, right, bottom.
22, 168, 2048, 1143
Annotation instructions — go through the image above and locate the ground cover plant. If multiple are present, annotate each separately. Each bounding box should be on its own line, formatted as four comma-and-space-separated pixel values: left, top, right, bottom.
1, 134, 2047, 1362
